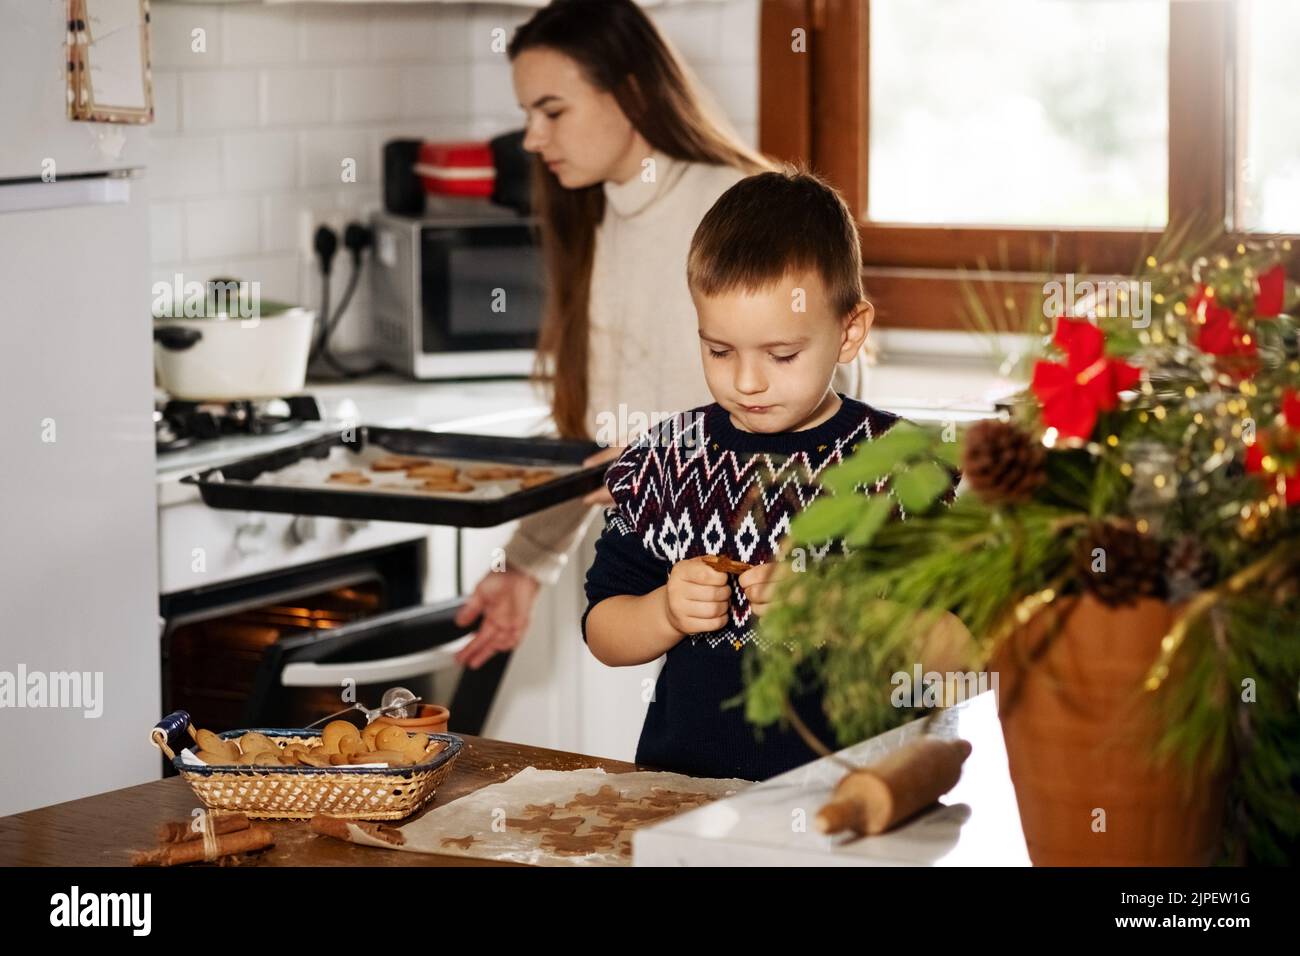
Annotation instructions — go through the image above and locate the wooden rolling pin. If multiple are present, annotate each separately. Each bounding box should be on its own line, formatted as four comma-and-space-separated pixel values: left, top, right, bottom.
816, 737, 972, 837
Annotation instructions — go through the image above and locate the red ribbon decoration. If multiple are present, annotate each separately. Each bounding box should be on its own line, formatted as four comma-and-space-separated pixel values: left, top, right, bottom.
1245, 388, 1300, 506
1283, 387, 1300, 430
1189, 284, 1257, 358
1255, 263, 1286, 318
1031, 318, 1141, 440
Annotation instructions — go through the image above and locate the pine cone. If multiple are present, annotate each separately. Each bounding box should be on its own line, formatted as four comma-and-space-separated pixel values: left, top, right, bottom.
1074, 521, 1168, 607
961, 420, 1047, 504
1165, 535, 1219, 602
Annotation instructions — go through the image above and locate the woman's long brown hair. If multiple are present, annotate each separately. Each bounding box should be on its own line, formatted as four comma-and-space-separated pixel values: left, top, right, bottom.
508, 0, 771, 439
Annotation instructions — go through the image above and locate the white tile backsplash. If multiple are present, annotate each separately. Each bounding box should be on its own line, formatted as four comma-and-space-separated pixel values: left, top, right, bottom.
401, 65, 470, 120
467, 5, 533, 62
147, 0, 758, 319
149, 134, 224, 202
655, 3, 723, 64
296, 6, 374, 64
298, 128, 374, 188
181, 70, 260, 131
224, 131, 298, 193
149, 6, 224, 70
469, 58, 518, 117
222, 5, 300, 66
369, 7, 458, 62
261, 68, 334, 127
334, 67, 405, 123
182, 196, 262, 261
151, 71, 180, 135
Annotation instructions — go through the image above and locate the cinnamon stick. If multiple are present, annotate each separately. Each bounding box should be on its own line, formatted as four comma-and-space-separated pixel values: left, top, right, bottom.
308, 814, 405, 846
157, 812, 250, 843
131, 825, 275, 866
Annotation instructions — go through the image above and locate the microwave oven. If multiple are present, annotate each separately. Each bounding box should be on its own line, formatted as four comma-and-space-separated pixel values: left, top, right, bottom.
369, 206, 544, 379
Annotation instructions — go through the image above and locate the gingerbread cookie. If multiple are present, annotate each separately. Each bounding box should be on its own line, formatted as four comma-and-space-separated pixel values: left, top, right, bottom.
506, 815, 584, 834
370, 455, 427, 472
701, 554, 753, 575
406, 463, 459, 480
519, 469, 557, 489
592, 804, 677, 825
419, 478, 475, 494
327, 471, 371, 486
564, 785, 622, 809
638, 788, 712, 810
540, 832, 618, 856
466, 465, 525, 481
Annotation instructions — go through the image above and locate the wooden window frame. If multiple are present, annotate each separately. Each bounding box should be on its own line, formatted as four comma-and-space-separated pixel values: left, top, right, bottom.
758, 0, 1299, 331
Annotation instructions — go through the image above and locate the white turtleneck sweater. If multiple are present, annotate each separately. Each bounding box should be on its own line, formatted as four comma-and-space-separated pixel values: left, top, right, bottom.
505, 151, 864, 584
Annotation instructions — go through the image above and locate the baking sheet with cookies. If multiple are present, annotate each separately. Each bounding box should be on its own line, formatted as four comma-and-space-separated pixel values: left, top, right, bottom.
182, 425, 606, 527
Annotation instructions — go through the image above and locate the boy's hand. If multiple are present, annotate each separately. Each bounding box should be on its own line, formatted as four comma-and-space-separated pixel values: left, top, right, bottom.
664, 557, 730, 635
737, 562, 787, 618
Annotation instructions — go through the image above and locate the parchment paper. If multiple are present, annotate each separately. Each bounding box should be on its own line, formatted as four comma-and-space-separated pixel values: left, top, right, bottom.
328, 766, 750, 866
247, 446, 578, 501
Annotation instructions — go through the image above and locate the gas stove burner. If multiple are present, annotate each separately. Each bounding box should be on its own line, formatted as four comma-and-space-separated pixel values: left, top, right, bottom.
155, 395, 321, 454
154, 412, 197, 454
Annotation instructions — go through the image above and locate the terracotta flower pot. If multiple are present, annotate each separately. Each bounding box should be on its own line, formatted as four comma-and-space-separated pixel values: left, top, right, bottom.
990, 594, 1226, 866
369, 704, 450, 735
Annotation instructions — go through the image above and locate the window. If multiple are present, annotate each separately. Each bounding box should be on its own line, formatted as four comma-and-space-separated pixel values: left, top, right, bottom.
758, 0, 1300, 330
1237, 0, 1300, 232
868, 0, 1168, 229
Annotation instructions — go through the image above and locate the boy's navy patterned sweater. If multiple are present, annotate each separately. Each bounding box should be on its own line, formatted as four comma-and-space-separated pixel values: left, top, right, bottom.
581, 394, 901, 781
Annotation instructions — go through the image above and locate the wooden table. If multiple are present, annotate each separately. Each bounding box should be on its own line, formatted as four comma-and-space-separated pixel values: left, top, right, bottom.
0, 736, 640, 866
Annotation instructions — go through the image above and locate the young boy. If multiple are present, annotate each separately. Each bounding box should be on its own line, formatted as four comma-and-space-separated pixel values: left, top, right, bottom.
581, 169, 901, 781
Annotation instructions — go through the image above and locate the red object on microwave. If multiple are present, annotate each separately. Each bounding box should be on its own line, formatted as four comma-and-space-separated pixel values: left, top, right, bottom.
415, 141, 496, 198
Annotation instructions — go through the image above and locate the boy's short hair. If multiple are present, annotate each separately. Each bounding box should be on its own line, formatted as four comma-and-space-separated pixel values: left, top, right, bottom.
687, 167, 864, 318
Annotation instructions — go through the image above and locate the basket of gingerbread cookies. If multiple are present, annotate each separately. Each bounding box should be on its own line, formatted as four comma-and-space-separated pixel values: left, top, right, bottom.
150, 710, 462, 821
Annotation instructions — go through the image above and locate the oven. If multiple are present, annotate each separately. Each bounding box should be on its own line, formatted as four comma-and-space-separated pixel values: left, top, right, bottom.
160, 540, 430, 727
152, 394, 541, 774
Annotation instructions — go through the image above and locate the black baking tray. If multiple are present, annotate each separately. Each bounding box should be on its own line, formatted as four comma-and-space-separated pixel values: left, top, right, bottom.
180, 425, 605, 527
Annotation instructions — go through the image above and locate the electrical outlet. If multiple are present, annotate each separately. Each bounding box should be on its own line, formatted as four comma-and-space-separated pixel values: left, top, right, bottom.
299, 206, 376, 356
299, 207, 349, 260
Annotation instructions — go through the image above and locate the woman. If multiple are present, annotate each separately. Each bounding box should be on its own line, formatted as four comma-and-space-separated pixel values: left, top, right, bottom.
453, 0, 862, 668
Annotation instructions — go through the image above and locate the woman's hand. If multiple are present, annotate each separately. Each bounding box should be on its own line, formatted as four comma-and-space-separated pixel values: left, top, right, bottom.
581, 446, 623, 506
738, 562, 787, 618
453, 566, 542, 670
663, 557, 730, 635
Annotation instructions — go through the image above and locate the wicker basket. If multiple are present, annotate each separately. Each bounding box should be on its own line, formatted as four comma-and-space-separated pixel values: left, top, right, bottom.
150, 710, 462, 821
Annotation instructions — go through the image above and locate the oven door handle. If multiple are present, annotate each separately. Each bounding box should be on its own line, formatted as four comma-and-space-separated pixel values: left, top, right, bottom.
279, 633, 475, 687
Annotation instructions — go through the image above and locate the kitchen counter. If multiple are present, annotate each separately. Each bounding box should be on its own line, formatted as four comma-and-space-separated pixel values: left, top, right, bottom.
155, 354, 1016, 503
157, 350, 1017, 482
634, 690, 1031, 866
1, 697, 1029, 867
0, 735, 641, 867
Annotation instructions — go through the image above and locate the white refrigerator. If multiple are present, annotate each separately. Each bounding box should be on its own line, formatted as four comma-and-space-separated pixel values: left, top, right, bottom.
0, 0, 160, 815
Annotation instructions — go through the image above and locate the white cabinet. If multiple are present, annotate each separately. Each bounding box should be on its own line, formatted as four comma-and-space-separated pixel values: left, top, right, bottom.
443, 515, 655, 763
474, 519, 656, 762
